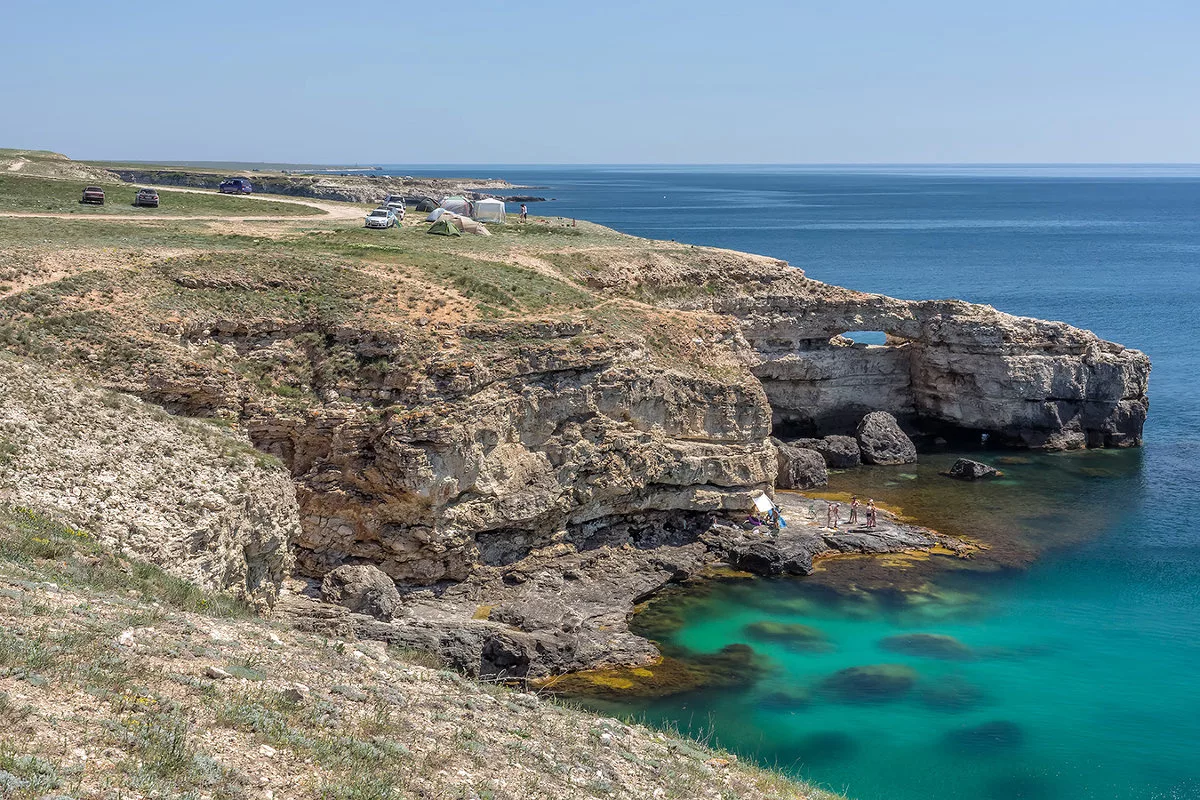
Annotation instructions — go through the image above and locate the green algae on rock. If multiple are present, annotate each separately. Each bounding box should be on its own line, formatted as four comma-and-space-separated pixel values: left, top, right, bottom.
743, 620, 832, 651
816, 663, 918, 703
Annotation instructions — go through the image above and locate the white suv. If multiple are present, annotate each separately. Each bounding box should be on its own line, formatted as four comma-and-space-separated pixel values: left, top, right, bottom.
383, 194, 406, 219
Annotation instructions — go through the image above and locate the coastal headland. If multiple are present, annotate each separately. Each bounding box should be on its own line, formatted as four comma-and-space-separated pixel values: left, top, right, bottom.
0, 149, 1150, 797
0, 149, 1149, 676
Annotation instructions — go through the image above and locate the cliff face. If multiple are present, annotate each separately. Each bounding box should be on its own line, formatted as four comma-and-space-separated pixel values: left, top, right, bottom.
146, 318, 775, 587
576, 246, 1151, 450
728, 290, 1150, 449
0, 354, 298, 607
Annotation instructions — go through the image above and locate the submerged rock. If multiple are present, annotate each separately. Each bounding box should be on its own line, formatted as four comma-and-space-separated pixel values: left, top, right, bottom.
880, 633, 975, 660
944, 720, 1025, 753
943, 458, 1001, 480
743, 621, 829, 651
320, 564, 401, 620
918, 675, 987, 712
817, 663, 917, 703
772, 438, 828, 489
856, 412, 918, 465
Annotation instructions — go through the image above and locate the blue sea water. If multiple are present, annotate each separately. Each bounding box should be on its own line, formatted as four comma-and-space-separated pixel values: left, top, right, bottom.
390, 165, 1200, 799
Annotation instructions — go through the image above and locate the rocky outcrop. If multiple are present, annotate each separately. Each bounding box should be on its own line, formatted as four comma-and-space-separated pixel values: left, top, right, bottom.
793, 435, 861, 468
279, 495, 972, 678
772, 438, 828, 489
321, 564, 401, 620
0, 354, 298, 606
239, 321, 776, 588
944, 458, 1000, 480
856, 411, 918, 465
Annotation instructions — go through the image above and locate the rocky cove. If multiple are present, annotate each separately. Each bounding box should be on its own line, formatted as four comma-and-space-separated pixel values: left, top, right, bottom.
0, 208, 1149, 686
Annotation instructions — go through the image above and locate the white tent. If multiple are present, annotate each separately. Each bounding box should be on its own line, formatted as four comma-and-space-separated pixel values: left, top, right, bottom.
425, 207, 447, 222
440, 195, 472, 217
474, 198, 506, 224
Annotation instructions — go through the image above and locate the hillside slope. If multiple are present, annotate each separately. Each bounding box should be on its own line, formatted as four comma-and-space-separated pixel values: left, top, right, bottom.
0, 504, 837, 800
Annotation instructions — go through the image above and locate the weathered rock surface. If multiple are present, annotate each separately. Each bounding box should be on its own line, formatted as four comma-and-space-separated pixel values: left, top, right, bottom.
654, 260, 1152, 450
856, 411, 918, 465
320, 564, 401, 620
278, 495, 971, 678
0, 354, 298, 606
944, 458, 1000, 480
793, 435, 861, 468
772, 438, 828, 489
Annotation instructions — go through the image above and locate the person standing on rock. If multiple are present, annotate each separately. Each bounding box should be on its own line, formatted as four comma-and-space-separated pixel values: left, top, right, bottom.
849, 497, 860, 527
826, 502, 840, 530
866, 499, 877, 529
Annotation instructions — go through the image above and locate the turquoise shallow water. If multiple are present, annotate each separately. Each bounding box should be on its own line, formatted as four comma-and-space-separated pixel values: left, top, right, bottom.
390, 165, 1200, 799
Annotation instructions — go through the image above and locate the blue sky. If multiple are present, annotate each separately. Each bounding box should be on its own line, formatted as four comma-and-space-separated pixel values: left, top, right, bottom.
3, 1, 1198, 164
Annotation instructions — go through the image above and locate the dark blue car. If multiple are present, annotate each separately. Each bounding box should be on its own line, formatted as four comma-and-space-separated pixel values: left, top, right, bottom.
218, 178, 253, 194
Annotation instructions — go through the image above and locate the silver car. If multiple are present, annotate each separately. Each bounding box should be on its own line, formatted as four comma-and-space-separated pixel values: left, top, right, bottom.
364, 208, 396, 229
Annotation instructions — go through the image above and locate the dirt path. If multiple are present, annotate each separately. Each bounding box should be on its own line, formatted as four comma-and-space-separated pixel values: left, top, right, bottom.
0, 184, 364, 222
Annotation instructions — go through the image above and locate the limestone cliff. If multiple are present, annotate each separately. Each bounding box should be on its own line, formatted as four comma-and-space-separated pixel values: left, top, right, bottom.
0, 354, 298, 606
570, 245, 1151, 449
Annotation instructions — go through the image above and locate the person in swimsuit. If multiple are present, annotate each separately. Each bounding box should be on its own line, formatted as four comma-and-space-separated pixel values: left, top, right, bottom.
831, 502, 840, 530
849, 496, 860, 526
866, 499, 877, 529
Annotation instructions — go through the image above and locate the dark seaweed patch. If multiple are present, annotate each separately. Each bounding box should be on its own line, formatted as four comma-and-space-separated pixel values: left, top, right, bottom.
816, 664, 917, 703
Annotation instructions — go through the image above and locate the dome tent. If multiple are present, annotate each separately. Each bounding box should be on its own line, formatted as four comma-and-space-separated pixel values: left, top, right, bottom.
440, 195, 472, 217
427, 217, 461, 236
474, 198, 506, 224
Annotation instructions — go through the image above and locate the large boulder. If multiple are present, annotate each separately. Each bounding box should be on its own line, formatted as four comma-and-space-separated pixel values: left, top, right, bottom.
321, 564, 401, 620
794, 435, 861, 469
855, 412, 917, 465
773, 438, 828, 489
944, 458, 1000, 480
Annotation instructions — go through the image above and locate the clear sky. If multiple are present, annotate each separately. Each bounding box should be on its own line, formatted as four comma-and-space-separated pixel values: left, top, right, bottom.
3, 1, 1198, 164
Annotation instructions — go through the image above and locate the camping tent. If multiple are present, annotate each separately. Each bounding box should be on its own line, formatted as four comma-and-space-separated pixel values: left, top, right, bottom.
456, 216, 492, 236
474, 198, 506, 224
440, 196, 472, 217
425, 207, 447, 222
427, 217, 461, 236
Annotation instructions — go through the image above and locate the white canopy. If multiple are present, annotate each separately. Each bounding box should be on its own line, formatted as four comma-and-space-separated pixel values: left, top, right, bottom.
752, 492, 776, 513
474, 198, 506, 223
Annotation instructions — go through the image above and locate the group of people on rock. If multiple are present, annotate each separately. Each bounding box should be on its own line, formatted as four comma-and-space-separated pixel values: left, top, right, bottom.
825, 496, 877, 530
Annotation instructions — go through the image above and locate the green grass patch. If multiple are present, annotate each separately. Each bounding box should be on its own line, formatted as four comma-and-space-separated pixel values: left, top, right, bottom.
0, 174, 322, 217
0, 505, 251, 618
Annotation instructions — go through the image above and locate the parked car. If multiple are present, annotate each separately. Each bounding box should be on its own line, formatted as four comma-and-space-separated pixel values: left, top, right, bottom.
382, 194, 406, 215
218, 178, 253, 194
80, 186, 105, 205
364, 208, 396, 229
133, 188, 159, 207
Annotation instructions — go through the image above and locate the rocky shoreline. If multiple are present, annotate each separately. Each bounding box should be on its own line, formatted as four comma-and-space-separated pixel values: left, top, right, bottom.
0, 167, 1150, 689
274, 492, 971, 681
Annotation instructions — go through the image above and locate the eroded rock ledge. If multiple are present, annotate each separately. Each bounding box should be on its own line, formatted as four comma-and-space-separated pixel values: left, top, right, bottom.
276, 496, 969, 679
